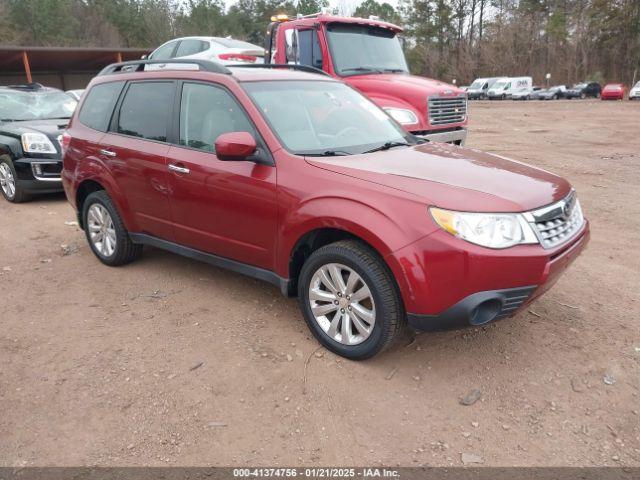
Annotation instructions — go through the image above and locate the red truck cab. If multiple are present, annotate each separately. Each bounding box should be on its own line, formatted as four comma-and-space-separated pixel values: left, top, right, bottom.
265, 13, 468, 145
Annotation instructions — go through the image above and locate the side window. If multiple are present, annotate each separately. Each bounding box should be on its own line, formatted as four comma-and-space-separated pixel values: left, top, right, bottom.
505, 82, 511, 90
116, 82, 174, 142
179, 82, 255, 152
285, 29, 298, 63
150, 41, 177, 60
175, 39, 207, 57
78, 81, 124, 132
298, 30, 323, 69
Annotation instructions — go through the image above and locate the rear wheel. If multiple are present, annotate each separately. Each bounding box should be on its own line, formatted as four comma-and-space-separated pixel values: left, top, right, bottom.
298, 240, 404, 360
580, 92, 586, 99
0, 158, 30, 203
82, 190, 142, 266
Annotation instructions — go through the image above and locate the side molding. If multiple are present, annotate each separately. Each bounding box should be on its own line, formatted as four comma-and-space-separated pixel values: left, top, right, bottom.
129, 233, 291, 296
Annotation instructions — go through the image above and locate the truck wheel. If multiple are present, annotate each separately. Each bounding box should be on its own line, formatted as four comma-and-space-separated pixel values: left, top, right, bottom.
82, 190, 142, 266
580, 93, 586, 99
298, 240, 404, 360
0, 157, 30, 203
501, 94, 506, 100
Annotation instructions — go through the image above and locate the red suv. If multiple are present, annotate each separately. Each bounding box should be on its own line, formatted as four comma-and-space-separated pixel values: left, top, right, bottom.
62, 60, 589, 359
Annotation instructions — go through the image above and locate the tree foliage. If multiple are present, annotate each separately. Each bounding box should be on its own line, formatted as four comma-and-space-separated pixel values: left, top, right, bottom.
0, 0, 638, 85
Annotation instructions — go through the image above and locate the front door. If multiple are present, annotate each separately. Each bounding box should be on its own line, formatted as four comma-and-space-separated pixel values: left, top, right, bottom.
101, 81, 176, 240
166, 82, 277, 270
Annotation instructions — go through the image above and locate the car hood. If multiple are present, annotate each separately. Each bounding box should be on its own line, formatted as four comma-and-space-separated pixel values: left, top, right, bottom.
1, 118, 69, 138
346, 73, 464, 101
307, 143, 571, 212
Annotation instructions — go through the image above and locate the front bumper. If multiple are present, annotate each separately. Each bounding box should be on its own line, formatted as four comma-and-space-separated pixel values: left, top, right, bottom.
14, 157, 63, 193
388, 220, 590, 331
415, 128, 467, 145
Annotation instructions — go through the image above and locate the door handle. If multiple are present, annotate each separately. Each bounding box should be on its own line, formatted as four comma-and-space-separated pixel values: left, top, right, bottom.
99, 149, 117, 157
168, 164, 190, 174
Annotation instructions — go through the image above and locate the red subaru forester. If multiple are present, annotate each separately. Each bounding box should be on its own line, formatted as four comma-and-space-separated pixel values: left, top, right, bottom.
62, 60, 589, 359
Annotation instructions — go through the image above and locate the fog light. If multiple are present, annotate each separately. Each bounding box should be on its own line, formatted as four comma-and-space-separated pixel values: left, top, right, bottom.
32, 163, 43, 176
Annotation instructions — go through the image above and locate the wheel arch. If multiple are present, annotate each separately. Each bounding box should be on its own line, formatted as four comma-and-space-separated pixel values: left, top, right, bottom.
284, 226, 399, 298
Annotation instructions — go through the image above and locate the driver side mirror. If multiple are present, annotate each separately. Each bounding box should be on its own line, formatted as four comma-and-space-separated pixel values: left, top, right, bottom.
215, 132, 257, 161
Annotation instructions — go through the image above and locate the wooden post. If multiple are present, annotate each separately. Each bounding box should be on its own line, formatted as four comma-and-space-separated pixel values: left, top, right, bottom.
115, 52, 123, 63
22, 51, 32, 83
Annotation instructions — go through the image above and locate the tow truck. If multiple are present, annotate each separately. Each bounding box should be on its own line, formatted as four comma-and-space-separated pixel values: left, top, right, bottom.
264, 12, 468, 145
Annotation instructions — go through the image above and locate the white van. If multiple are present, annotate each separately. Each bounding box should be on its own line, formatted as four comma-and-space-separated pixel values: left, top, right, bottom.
467, 77, 502, 100
487, 77, 533, 100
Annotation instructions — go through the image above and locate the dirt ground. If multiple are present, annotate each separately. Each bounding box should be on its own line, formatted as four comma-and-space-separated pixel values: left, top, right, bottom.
1, 100, 639, 468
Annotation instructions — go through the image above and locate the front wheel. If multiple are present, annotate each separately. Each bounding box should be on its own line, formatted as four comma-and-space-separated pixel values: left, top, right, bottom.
83, 190, 142, 266
0, 157, 30, 203
298, 240, 404, 360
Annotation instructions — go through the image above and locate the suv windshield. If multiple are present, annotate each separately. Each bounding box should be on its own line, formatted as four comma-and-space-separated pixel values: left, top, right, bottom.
0, 89, 77, 122
243, 80, 412, 155
326, 24, 408, 76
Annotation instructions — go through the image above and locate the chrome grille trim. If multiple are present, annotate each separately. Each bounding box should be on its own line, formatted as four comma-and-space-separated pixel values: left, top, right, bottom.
428, 96, 467, 126
524, 190, 584, 249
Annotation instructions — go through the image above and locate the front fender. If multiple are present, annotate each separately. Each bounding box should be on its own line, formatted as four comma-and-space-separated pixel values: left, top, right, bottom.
0, 134, 22, 159
276, 195, 425, 277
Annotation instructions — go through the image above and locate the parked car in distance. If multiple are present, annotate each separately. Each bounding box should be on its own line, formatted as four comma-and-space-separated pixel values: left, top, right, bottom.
62, 59, 589, 359
0, 83, 76, 202
566, 81, 601, 99
629, 81, 640, 100
538, 85, 567, 100
601, 83, 625, 100
466, 77, 501, 100
511, 86, 536, 100
66, 89, 85, 101
487, 77, 533, 100
148, 36, 264, 65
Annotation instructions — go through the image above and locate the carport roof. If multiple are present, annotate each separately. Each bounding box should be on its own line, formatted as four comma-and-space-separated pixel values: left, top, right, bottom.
0, 46, 151, 72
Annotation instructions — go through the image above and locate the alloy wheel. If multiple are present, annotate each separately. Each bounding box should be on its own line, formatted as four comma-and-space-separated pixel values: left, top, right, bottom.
87, 203, 117, 257
0, 163, 16, 199
308, 263, 376, 346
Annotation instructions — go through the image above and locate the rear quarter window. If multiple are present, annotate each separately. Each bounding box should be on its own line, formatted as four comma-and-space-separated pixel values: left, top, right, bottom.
78, 81, 125, 132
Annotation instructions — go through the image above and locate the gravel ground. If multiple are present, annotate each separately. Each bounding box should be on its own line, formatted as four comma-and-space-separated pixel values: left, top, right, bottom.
0, 99, 638, 467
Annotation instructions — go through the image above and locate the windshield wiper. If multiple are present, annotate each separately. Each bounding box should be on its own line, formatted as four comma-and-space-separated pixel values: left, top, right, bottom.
0, 118, 14, 122
296, 150, 351, 157
381, 68, 406, 73
361, 141, 411, 154
340, 67, 381, 74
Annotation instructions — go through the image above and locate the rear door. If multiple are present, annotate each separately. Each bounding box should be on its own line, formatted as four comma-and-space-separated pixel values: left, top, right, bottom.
100, 81, 176, 240
165, 81, 277, 269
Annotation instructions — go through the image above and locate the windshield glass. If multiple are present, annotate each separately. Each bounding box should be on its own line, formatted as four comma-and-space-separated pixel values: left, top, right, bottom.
243, 80, 411, 155
492, 81, 507, 89
0, 89, 77, 121
326, 24, 408, 76
573, 83, 587, 89
469, 79, 485, 89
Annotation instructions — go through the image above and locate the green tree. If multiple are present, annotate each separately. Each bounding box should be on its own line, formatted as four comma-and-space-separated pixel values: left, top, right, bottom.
353, 0, 401, 24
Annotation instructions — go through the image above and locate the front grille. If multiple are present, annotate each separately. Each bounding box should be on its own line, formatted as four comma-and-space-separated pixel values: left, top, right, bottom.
495, 286, 536, 320
525, 191, 584, 249
428, 96, 467, 125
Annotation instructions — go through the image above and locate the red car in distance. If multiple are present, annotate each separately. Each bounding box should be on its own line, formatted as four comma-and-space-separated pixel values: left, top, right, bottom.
601, 83, 625, 100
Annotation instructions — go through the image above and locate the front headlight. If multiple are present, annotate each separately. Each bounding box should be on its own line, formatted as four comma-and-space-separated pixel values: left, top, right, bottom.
384, 107, 418, 125
21, 133, 57, 154
430, 207, 538, 249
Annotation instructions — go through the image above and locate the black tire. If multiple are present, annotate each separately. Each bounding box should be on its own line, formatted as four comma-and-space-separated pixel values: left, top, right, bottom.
501, 94, 506, 100
0, 157, 31, 203
82, 190, 142, 266
298, 240, 404, 360
580, 93, 586, 99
